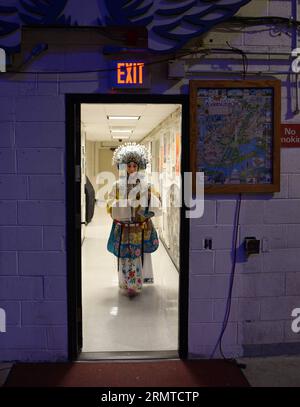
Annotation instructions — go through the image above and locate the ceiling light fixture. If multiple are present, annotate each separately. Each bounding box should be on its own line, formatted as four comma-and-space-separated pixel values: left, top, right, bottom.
111, 134, 130, 139
107, 116, 140, 120
110, 129, 133, 133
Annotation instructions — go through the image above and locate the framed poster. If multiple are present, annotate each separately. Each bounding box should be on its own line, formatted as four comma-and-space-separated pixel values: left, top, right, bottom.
175, 131, 181, 176
146, 140, 152, 175
190, 80, 281, 194
154, 138, 160, 172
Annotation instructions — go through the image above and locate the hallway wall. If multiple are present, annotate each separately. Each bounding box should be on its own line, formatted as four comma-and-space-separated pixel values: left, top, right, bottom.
142, 108, 181, 270
85, 140, 96, 190
97, 148, 119, 188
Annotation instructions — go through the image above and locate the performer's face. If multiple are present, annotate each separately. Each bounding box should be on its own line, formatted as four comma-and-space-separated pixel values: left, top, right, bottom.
127, 162, 138, 174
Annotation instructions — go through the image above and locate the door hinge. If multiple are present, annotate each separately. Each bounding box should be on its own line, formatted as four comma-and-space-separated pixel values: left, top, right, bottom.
75, 165, 81, 182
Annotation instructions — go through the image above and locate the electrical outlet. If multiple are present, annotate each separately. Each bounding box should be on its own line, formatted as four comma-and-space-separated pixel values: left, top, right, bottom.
203, 237, 212, 250
244, 236, 260, 258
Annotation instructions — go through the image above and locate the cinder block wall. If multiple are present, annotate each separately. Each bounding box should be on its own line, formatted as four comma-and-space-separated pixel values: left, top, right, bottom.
188, 0, 300, 358
0, 0, 299, 361
0, 91, 67, 360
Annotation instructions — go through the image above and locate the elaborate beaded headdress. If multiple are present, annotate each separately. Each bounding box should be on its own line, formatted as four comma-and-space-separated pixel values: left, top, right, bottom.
112, 142, 151, 170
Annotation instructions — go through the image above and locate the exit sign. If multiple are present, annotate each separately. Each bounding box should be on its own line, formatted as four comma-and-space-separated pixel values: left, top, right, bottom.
281, 123, 300, 147
110, 60, 150, 89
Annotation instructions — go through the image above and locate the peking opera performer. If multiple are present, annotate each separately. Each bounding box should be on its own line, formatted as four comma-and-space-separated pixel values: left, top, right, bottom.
106, 142, 161, 298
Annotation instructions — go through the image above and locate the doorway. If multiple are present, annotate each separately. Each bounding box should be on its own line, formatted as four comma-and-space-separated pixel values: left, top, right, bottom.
66, 94, 190, 361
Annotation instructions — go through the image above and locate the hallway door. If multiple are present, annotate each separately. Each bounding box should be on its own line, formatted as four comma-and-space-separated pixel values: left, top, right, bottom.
66, 94, 190, 361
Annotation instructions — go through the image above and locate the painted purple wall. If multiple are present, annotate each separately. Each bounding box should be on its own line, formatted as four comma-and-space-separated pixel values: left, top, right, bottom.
0, 0, 300, 362
188, 0, 300, 359
0, 101, 67, 361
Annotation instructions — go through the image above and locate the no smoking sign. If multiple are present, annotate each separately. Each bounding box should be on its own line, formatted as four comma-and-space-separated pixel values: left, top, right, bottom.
281, 123, 300, 147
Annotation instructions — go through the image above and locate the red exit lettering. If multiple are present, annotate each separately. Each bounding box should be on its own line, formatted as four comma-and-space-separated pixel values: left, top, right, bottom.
117, 62, 144, 84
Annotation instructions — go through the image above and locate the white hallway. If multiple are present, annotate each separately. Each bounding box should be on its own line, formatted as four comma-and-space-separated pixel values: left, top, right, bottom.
82, 206, 179, 353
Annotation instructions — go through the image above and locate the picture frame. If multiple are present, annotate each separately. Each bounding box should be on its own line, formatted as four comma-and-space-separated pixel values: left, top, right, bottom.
190, 79, 281, 194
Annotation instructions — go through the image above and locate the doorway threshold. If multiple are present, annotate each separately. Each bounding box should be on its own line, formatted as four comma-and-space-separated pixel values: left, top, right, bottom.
78, 350, 179, 361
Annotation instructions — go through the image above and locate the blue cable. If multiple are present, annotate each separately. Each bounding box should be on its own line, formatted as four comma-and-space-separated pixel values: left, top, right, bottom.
210, 193, 242, 359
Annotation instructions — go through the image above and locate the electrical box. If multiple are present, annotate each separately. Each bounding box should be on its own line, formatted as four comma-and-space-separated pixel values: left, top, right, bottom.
244, 236, 260, 258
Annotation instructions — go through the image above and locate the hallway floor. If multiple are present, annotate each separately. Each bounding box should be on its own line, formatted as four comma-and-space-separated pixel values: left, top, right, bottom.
81, 205, 179, 353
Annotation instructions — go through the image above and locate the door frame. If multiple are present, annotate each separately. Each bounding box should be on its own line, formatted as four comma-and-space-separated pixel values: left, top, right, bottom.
66, 93, 190, 361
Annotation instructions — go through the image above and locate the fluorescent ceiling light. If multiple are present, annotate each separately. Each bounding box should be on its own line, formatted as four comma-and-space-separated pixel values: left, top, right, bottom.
110, 129, 133, 133
107, 115, 140, 120
111, 134, 130, 139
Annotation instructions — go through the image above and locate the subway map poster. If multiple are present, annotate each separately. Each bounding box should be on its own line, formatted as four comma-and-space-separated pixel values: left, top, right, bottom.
190, 80, 281, 194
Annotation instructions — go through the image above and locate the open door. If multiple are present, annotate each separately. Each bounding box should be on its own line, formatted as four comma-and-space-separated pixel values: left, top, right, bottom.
66, 100, 83, 359
66, 94, 189, 361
